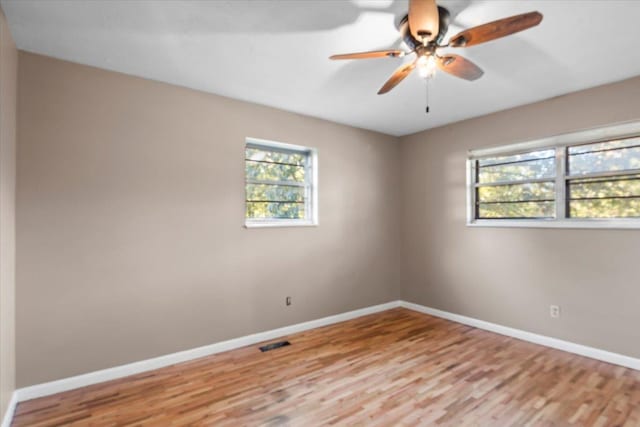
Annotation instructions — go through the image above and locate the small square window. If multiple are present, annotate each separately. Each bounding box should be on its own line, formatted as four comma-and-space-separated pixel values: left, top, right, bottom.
245, 138, 317, 227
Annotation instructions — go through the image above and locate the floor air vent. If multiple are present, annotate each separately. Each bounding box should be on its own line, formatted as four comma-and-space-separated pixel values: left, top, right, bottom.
260, 341, 291, 352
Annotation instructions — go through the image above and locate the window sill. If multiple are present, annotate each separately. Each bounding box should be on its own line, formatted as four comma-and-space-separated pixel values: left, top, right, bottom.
467, 219, 640, 230
244, 220, 318, 229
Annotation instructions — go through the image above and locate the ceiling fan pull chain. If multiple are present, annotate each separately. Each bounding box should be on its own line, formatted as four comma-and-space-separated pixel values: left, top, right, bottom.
425, 80, 430, 114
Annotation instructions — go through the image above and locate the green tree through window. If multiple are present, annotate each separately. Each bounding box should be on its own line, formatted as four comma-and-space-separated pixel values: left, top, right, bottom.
568, 138, 640, 218
245, 140, 315, 224
475, 149, 556, 219
470, 133, 640, 223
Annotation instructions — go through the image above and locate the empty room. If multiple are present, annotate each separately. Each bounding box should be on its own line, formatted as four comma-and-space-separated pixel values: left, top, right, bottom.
1, 0, 640, 425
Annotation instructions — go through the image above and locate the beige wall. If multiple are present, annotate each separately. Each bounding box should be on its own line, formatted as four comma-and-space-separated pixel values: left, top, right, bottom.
400, 76, 640, 358
16, 52, 402, 387
15, 48, 640, 390
0, 5, 17, 419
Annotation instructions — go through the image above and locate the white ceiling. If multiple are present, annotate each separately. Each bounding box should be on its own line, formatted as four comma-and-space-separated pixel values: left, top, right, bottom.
2, 0, 640, 136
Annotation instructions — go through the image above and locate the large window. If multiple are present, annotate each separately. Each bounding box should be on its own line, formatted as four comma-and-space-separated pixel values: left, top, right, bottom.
468, 122, 640, 228
245, 138, 317, 227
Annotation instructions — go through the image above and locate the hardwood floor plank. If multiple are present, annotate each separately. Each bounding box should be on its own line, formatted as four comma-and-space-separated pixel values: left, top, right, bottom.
12, 308, 640, 426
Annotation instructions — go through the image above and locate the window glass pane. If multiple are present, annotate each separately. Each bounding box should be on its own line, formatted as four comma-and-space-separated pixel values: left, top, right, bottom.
246, 202, 305, 219
246, 184, 305, 203
568, 175, 640, 218
568, 137, 640, 175
245, 160, 305, 183
569, 199, 640, 218
245, 147, 306, 166
478, 149, 554, 167
569, 175, 640, 198
245, 142, 313, 222
568, 137, 640, 154
477, 182, 555, 203
477, 201, 555, 219
477, 149, 555, 183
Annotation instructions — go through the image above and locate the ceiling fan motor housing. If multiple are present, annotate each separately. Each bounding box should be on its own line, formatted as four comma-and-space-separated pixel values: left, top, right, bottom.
399, 6, 451, 50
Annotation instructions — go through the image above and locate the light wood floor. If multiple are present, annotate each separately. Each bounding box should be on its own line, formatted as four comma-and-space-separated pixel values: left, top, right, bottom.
12, 308, 640, 426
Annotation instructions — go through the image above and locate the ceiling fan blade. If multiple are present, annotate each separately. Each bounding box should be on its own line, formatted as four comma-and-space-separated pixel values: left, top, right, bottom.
409, 0, 439, 42
330, 50, 405, 60
448, 11, 543, 48
378, 60, 417, 95
436, 55, 484, 81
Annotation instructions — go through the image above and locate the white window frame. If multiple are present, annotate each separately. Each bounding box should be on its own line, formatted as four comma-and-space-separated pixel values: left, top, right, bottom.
244, 137, 318, 228
467, 120, 640, 229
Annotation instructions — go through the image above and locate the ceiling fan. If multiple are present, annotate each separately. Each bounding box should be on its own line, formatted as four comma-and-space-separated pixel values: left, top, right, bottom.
330, 0, 543, 95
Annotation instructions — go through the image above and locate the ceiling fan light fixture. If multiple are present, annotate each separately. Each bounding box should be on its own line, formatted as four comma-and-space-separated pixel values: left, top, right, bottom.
417, 55, 436, 79
329, 0, 543, 96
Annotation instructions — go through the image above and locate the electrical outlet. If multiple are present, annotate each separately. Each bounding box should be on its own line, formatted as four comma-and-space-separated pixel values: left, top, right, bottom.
286, 296, 292, 306
550, 305, 560, 318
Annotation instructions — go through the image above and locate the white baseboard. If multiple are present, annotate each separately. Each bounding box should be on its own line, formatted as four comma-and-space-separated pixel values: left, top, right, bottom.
10, 298, 640, 419
399, 301, 640, 371
1, 392, 18, 427
15, 300, 402, 403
